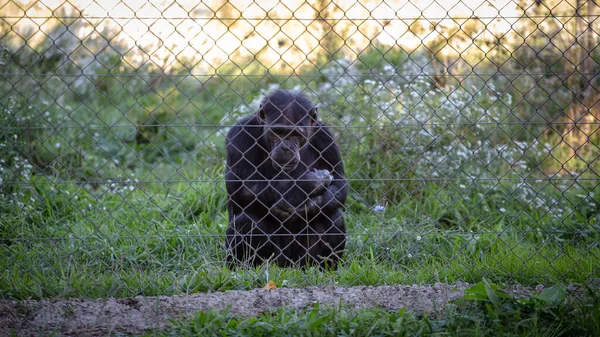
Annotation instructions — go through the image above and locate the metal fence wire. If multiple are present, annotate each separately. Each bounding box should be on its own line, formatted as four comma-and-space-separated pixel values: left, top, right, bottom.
1, 0, 599, 300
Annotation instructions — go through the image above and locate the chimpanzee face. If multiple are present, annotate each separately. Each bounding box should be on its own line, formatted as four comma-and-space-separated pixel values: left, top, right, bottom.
266, 124, 310, 172
259, 93, 317, 172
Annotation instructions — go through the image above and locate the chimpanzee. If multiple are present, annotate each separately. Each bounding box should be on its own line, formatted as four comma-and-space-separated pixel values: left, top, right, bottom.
225, 90, 347, 269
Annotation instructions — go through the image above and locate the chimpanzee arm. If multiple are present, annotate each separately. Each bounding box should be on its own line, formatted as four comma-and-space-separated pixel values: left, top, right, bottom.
270, 169, 331, 221
300, 124, 348, 216
226, 120, 278, 209
226, 119, 345, 221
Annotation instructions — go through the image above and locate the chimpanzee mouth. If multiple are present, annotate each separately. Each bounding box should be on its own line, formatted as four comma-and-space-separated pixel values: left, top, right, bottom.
281, 163, 297, 172
275, 161, 298, 172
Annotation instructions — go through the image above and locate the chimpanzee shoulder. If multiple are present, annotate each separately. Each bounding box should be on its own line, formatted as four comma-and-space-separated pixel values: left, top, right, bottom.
225, 114, 269, 183
309, 121, 336, 148
226, 114, 263, 148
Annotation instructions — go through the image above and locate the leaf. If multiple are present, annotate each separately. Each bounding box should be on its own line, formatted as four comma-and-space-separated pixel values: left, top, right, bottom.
483, 278, 500, 306
264, 280, 277, 290
464, 282, 488, 301
464, 279, 507, 304
537, 284, 566, 306
306, 305, 330, 330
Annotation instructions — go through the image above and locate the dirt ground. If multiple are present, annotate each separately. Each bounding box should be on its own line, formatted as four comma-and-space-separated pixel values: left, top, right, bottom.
0, 282, 557, 336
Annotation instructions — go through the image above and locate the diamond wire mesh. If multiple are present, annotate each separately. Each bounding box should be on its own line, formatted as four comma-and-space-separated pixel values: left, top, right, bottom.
0, 0, 599, 300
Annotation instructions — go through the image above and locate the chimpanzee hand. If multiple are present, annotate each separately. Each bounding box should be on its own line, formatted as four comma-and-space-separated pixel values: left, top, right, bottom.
305, 169, 333, 196
310, 190, 334, 209
271, 168, 330, 221
271, 198, 298, 221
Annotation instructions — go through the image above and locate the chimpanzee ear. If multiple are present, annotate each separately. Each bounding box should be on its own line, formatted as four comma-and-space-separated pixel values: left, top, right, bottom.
310, 107, 318, 126
258, 104, 265, 123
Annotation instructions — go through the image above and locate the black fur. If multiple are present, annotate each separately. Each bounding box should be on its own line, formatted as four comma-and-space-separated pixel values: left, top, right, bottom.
225, 90, 347, 269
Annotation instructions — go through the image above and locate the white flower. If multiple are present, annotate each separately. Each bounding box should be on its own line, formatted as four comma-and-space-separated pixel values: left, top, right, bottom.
416, 236, 421, 241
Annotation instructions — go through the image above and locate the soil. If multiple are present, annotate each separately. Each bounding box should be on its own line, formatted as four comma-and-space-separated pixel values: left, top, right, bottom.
0, 281, 580, 336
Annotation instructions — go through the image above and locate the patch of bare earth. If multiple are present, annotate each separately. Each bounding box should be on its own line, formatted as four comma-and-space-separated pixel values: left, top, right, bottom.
0, 282, 547, 336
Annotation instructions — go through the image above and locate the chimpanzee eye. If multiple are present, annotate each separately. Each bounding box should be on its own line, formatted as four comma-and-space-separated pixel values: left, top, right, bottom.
269, 132, 280, 142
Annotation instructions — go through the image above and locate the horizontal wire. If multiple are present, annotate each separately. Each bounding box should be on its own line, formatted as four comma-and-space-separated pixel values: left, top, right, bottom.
2, 14, 599, 21
2, 177, 598, 185
2, 72, 598, 77
1, 121, 599, 131
4, 230, 597, 242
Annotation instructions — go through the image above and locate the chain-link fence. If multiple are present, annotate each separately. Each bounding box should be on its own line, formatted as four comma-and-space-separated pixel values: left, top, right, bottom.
1, 0, 599, 307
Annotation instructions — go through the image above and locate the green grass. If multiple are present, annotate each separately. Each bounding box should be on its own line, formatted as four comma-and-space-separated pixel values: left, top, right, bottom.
1, 172, 598, 299
148, 281, 600, 337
